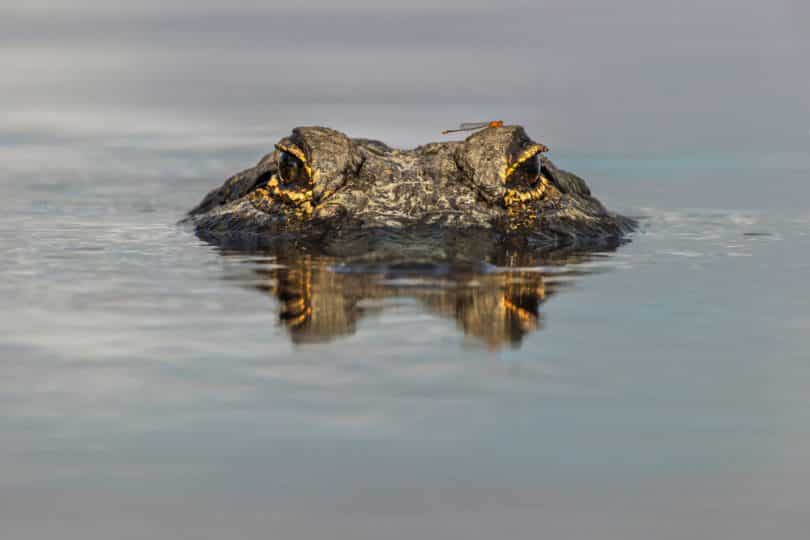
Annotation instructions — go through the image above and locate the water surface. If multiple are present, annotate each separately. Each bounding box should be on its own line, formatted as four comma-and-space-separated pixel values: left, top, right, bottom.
2, 2, 810, 538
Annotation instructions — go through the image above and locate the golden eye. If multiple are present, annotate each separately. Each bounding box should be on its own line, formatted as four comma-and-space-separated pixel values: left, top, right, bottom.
506, 155, 540, 187
278, 151, 308, 185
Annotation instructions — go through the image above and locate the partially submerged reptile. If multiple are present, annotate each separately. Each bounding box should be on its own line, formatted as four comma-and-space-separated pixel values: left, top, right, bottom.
187, 124, 634, 255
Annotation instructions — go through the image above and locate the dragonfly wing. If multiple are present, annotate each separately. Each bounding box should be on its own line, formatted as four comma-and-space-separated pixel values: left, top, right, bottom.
458, 122, 490, 130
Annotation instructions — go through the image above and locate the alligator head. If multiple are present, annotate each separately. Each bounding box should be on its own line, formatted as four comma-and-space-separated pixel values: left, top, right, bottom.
186, 125, 634, 255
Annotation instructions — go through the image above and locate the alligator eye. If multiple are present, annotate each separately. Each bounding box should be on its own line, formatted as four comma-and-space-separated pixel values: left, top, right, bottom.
278, 151, 308, 185
506, 155, 540, 188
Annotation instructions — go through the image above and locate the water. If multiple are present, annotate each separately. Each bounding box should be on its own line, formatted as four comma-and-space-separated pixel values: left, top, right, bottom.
3, 3, 810, 538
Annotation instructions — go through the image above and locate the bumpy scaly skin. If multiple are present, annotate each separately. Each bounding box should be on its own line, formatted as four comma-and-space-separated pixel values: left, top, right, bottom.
186, 125, 634, 255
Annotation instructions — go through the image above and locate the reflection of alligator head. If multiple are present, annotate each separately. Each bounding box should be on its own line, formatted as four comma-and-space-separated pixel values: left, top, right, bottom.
245, 249, 602, 349
186, 125, 634, 254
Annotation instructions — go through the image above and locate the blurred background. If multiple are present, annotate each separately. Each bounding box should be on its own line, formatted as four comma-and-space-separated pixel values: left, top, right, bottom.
2, 0, 808, 178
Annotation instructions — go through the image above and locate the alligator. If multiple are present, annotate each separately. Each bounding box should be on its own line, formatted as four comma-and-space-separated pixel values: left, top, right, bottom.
187, 124, 634, 256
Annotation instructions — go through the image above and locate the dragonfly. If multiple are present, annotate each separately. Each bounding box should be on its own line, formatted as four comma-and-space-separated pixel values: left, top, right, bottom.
441, 120, 504, 135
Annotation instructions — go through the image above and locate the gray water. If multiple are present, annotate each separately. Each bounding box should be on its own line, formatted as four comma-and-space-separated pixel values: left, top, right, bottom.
3, 2, 810, 538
